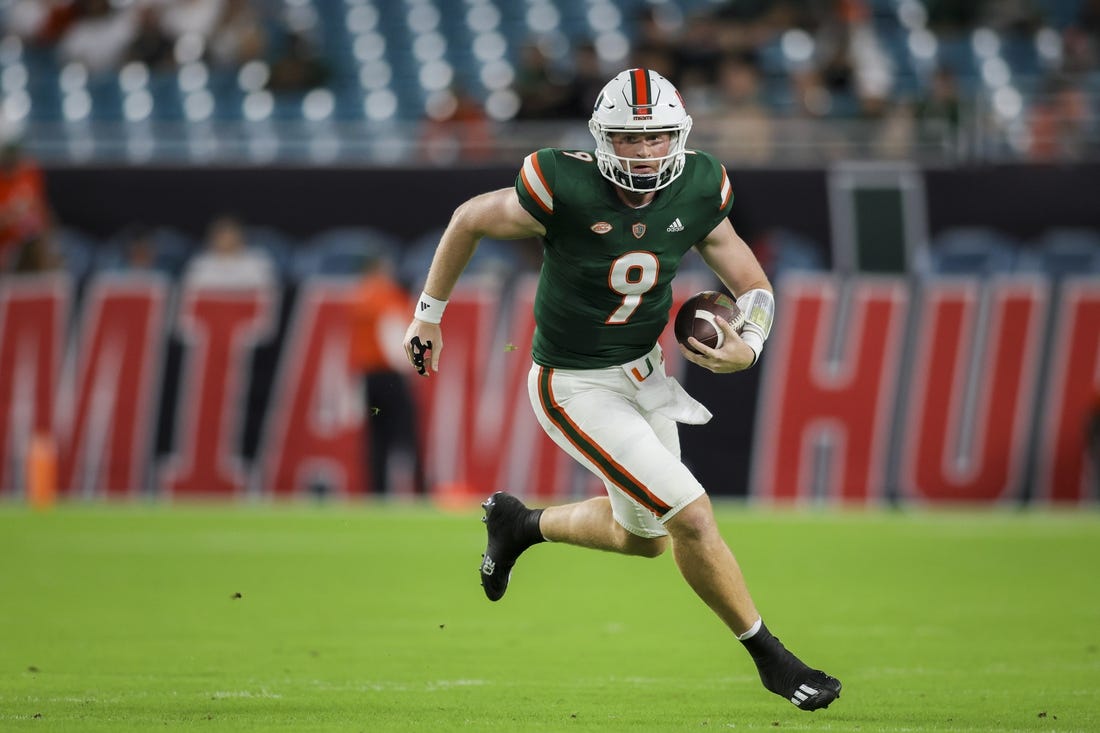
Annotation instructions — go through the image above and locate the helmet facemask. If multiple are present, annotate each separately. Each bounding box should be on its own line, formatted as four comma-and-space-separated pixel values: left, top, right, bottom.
588, 69, 693, 194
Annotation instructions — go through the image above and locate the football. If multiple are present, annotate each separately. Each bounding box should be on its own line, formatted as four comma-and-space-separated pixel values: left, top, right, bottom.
674, 290, 744, 354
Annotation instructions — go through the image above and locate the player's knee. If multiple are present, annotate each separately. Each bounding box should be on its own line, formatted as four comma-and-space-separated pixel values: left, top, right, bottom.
665, 497, 718, 543
625, 534, 667, 558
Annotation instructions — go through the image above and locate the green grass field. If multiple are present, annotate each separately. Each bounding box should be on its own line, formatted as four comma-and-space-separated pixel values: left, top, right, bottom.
1, 501, 1097, 732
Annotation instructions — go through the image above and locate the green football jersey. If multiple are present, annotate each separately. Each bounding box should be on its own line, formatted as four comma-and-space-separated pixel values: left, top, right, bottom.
515, 147, 735, 369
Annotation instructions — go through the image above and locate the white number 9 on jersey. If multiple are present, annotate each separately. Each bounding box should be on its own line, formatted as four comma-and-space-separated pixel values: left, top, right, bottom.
606, 251, 659, 324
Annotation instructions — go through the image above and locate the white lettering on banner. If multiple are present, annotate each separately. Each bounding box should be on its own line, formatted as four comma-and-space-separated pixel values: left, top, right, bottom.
1034, 279, 1100, 503
55, 276, 168, 497
750, 276, 909, 503
259, 279, 364, 497
898, 278, 1048, 504
0, 272, 1097, 504
161, 285, 277, 497
0, 275, 69, 494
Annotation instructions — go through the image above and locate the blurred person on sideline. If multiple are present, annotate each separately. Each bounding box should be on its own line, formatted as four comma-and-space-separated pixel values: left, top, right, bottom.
349, 254, 427, 497
183, 215, 275, 289
402, 68, 842, 713
0, 138, 53, 273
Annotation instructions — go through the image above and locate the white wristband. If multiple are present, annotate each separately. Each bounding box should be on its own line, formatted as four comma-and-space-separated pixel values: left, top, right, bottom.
741, 328, 764, 366
414, 291, 448, 324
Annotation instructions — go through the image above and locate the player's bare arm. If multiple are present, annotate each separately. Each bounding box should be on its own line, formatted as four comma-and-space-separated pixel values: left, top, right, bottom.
403, 189, 544, 375
696, 218, 771, 296
682, 219, 772, 373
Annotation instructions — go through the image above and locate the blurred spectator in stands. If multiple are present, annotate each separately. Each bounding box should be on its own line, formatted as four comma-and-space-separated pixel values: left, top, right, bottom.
266, 29, 329, 93
5, 0, 79, 46
698, 54, 774, 163
790, 67, 833, 119
635, 3, 681, 52
514, 41, 572, 120
817, 17, 857, 100
672, 12, 723, 86
348, 254, 427, 497
420, 85, 493, 164
678, 65, 717, 114
125, 5, 174, 71
1028, 75, 1093, 161
208, 0, 267, 69
916, 67, 963, 151
157, 0, 225, 49
121, 225, 158, 271
916, 67, 962, 131
11, 234, 63, 274
924, 0, 981, 34
785, 68, 853, 160
107, 223, 172, 274
631, 41, 680, 87
561, 42, 610, 120
183, 215, 275, 289
980, 0, 1045, 33
833, 0, 895, 122
0, 138, 53, 273
57, 0, 137, 75
1062, 24, 1099, 75
867, 97, 917, 159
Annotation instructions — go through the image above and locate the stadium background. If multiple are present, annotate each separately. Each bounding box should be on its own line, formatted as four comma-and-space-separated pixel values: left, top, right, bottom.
1, 0, 1098, 504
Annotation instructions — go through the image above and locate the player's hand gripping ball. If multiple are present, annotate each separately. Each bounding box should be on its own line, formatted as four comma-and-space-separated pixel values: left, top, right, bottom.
674, 291, 745, 355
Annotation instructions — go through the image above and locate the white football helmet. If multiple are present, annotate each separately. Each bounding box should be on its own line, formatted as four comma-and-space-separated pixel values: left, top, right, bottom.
588, 68, 693, 193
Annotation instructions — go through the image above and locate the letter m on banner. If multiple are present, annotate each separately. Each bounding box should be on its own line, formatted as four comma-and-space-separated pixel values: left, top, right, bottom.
0, 276, 68, 494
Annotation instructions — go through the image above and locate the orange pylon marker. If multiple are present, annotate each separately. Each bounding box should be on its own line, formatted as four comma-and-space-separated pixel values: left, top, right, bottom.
27, 433, 57, 510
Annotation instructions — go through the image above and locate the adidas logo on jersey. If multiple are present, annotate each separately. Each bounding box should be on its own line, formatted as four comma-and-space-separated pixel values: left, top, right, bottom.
666, 218, 684, 233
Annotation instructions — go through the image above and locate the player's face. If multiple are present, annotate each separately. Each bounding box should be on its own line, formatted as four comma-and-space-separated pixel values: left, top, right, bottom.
609, 132, 672, 177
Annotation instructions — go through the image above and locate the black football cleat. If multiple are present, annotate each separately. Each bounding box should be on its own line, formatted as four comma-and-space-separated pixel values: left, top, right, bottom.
786, 670, 841, 711
742, 623, 842, 712
479, 491, 542, 602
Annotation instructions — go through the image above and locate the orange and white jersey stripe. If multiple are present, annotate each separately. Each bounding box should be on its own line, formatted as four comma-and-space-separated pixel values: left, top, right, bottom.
520, 152, 554, 214
719, 164, 733, 210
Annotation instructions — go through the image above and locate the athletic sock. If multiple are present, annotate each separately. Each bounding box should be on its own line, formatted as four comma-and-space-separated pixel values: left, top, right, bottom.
522, 508, 546, 547
739, 621, 811, 696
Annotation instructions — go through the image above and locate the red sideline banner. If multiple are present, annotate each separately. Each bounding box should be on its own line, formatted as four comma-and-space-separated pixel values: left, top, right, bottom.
1, 272, 1097, 504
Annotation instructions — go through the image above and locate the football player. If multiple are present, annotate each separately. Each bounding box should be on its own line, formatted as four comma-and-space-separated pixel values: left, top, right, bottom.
403, 68, 841, 712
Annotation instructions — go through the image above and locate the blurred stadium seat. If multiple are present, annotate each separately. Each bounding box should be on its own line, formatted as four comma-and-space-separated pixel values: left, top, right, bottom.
1, 0, 1095, 165
1016, 227, 1100, 277
94, 226, 196, 277
295, 226, 402, 277
242, 225, 297, 280
755, 228, 828, 280
920, 226, 1021, 275
400, 227, 529, 289
53, 226, 99, 281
